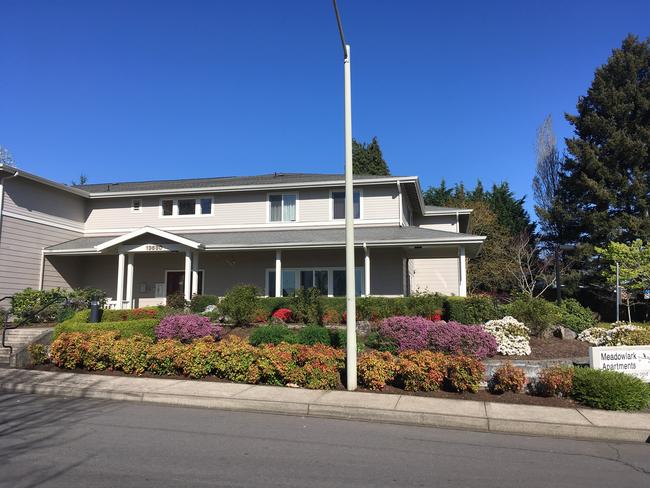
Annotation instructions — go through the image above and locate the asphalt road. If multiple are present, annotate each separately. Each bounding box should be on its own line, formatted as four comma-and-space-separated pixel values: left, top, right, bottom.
1, 392, 648, 488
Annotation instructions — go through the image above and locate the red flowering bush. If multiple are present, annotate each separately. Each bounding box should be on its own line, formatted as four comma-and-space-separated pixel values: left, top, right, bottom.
50, 332, 89, 369
492, 360, 528, 393
444, 355, 485, 393
357, 351, 396, 390
120, 308, 158, 321
538, 365, 574, 397
322, 309, 340, 324
155, 314, 222, 343
286, 343, 345, 389
273, 308, 294, 323
251, 309, 270, 324
396, 350, 446, 391
255, 343, 299, 386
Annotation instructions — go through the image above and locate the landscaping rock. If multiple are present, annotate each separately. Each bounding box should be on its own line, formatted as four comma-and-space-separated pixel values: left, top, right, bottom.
355, 320, 373, 335
204, 305, 217, 313
271, 316, 286, 325
553, 326, 577, 341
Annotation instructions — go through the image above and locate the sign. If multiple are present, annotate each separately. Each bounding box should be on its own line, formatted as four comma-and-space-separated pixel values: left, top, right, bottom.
589, 346, 650, 382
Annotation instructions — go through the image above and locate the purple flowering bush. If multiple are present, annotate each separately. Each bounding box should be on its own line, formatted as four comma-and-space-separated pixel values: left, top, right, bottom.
155, 314, 223, 343
428, 321, 498, 360
376, 316, 498, 360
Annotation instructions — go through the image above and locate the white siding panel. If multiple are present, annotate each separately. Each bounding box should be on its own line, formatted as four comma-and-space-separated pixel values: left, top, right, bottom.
414, 214, 458, 232
3, 178, 85, 229
0, 216, 83, 297
410, 258, 459, 296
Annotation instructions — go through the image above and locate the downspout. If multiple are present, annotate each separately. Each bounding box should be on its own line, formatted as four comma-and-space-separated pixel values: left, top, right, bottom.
456, 211, 459, 233
397, 180, 403, 227
0, 171, 19, 243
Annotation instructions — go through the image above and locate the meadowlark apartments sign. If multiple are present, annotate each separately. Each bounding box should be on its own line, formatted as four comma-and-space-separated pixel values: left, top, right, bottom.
589, 346, 650, 382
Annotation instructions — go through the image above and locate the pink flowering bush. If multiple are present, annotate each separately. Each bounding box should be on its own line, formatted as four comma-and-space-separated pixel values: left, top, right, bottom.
155, 314, 222, 343
376, 317, 497, 360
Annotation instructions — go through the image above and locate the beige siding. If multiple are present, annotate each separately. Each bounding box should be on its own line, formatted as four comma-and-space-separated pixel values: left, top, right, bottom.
3, 178, 85, 230
410, 257, 459, 296
414, 214, 458, 232
362, 185, 398, 221
298, 188, 330, 222
401, 190, 411, 225
369, 248, 405, 297
0, 216, 83, 297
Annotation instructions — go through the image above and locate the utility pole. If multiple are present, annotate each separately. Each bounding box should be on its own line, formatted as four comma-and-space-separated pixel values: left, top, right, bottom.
333, 0, 356, 390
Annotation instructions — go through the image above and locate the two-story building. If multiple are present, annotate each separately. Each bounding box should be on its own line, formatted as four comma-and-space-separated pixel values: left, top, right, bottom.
0, 165, 485, 308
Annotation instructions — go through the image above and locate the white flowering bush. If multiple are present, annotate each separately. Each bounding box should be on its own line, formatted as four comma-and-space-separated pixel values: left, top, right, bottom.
578, 324, 643, 346
483, 316, 531, 356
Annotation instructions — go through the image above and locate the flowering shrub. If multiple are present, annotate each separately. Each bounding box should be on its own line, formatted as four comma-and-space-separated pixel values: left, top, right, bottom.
444, 355, 485, 393
483, 316, 531, 356
577, 324, 649, 346
82, 330, 120, 370
251, 309, 270, 324
428, 321, 498, 360
396, 350, 446, 391
286, 343, 345, 389
357, 351, 396, 390
492, 360, 528, 393
155, 314, 222, 343
118, 308, 158, 322
537, 365, 574, 397
27, 343, 48, 365
323, 309, 341, 324
377, 316, 436, 353
255, 343, 298, 386
110, 334, 153, 374
50, 332, 87, 369
147, 339, 182, 375
341, 311, 359, 324
273, 308, 294, 322
175, 336, 224, 379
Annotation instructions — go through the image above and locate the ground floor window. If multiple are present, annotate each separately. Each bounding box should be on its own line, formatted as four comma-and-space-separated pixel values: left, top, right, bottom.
267, 268, 362, 297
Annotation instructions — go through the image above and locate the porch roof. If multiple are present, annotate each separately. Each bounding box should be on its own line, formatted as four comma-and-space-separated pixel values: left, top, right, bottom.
44, 226, 485, 258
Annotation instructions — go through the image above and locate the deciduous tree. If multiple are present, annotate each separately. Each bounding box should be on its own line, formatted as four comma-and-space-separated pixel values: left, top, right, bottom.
0, 144, 16, 167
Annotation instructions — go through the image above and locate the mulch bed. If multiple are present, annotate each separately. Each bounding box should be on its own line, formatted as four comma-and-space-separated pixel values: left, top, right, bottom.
21, 327, 600, 410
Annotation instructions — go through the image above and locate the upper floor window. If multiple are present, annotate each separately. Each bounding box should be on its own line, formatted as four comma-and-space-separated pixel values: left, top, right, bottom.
160, 196, 213, 217
332, 190, 360, 219
269, 193, 297, 222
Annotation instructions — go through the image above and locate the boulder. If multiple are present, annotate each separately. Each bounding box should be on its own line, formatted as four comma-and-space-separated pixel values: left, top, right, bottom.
553, 326, 577, 341
203, 305, 217, 313
271, 316, 286, 325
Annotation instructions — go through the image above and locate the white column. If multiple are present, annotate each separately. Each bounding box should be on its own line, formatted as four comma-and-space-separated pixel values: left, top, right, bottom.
364, 245, 370, 296
192, 251, 199, 296
275, 250, 282, 297
184, 250, 192, 301
459, 246, 467, 297
125, 253, 135, 309
116, 252, 125, 310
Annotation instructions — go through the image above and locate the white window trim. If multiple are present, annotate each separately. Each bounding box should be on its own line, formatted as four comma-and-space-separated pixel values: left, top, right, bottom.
131, 199, 142, 213
159, 195, 214, 218
329, 189, 363, 221
266, 192, 299, 223
265, 266, 364, 297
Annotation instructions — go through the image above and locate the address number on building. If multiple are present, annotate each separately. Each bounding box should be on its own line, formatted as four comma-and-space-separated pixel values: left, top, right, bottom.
145, 245, 164, 251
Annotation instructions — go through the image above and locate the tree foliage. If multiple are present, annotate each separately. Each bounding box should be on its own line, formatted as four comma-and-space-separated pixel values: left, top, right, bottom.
560, 34, 650, 251
0, 144, 16, 167
352, 137, 390, 176
532, 114, 564, 245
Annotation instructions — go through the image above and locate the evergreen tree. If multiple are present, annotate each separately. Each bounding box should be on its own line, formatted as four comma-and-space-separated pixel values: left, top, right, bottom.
560, 34, 650, 250
488, 182, 535, 236
352, 137, 390, 175
422, 178, 454, 207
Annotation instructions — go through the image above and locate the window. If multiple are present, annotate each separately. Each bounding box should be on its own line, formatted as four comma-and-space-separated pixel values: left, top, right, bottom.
160, 196, 213, 217
332, 190, 360, 219
267, 268, 361, 297
131, 199, 142, 213
269, 193, 297, 222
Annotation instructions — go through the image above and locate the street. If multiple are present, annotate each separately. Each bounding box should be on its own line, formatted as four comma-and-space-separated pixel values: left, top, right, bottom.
1, 392, 648, 487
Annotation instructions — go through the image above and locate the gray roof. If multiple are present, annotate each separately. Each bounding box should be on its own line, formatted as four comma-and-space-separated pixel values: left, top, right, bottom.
75, 173, 402, 194
45, 226, 485, 257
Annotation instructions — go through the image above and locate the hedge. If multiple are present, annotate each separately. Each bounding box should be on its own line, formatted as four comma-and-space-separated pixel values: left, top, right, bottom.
53, 318, 160, 339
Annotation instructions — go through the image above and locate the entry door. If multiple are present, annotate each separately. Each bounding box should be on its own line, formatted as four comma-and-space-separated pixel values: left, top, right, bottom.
166, 271, 203, 296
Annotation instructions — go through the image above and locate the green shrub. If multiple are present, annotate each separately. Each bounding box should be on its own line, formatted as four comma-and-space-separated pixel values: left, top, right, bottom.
502, 296, 561, 337
329, 328, 365, 352
445, 297, 467, 324
218, 284, 262, 326
12, 287, 68, 322
570, 367, 650, 411
622, 328, 650, 345
189, 294, 219, 314
53, 318, 159, 339
464, 296, 500, 324
297, 325, 330, 346
560, 298, 597, 332
365, 331, 397, 354
293, 287, 323, 325
405, 290, 445, 320
356, 296, 393, 323
248, 325, 298, 346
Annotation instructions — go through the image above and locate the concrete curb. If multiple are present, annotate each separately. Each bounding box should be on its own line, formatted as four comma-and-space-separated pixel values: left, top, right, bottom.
2, 373, 649, 444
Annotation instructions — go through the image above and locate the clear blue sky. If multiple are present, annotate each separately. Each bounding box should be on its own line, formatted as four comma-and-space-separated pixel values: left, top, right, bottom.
2, 0, 649, 221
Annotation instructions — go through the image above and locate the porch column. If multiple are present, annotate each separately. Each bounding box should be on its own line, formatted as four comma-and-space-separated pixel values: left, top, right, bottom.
191, 251, 199, 296
125, 253, 135, 309
184, 250, 192, 301
275, 250, 282, 297
116, 252, 125, 309
364, 245, 370, 296
459, 246, 467, 297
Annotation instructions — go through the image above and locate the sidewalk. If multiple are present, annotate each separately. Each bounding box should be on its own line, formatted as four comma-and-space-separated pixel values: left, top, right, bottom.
1, 369, 649, 444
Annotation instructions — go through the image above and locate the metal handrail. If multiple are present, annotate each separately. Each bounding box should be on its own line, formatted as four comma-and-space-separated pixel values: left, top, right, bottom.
2, 296, 69, 355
